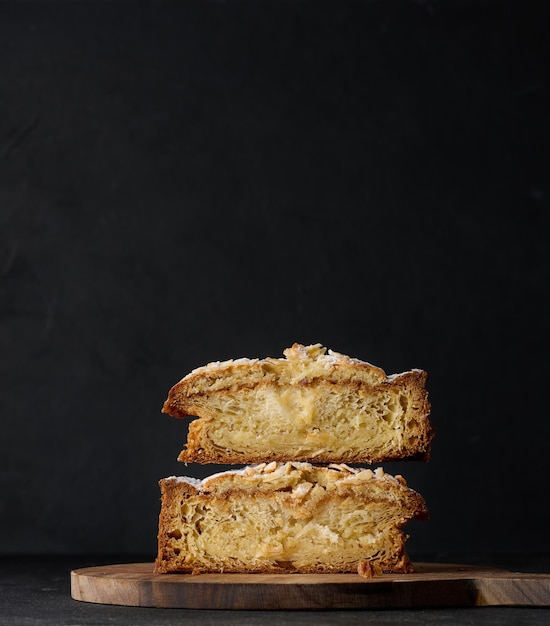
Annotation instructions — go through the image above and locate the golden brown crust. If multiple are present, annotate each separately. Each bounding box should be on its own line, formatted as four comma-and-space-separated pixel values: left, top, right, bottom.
163, 343, 388, 417
162, 344, 433, 465
154, 462, 428, 576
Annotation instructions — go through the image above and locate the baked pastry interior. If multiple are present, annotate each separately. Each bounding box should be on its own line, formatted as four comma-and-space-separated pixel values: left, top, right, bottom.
163, 343, 433, 465
155, 462, 428, 576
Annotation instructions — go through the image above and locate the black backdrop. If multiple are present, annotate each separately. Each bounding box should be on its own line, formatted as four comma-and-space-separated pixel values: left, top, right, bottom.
1, 1, 548, 560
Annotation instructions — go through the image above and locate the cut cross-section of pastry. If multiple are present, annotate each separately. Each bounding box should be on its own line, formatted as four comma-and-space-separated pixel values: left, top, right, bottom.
154, 462, 428, 576
162, 343, 434, 465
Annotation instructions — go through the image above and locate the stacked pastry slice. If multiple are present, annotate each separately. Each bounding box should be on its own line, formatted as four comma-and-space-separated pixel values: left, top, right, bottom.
155, 343, 434, 577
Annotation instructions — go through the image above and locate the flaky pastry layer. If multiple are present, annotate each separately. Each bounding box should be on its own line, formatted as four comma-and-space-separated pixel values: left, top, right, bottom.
162, 343, 433, 465
154, 462, 428, 576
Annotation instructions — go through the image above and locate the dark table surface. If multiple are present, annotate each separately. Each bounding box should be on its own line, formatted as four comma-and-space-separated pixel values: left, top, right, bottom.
2, 554, 550, 625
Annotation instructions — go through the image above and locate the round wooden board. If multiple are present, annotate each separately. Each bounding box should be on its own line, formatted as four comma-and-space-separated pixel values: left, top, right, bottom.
70, 562, 550, 610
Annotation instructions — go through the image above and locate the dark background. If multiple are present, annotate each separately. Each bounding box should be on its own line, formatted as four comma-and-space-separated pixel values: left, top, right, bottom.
1, 0, 548, 561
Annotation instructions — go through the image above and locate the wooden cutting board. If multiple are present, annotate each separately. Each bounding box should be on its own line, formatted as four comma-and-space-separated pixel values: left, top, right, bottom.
70, 562, 550, 610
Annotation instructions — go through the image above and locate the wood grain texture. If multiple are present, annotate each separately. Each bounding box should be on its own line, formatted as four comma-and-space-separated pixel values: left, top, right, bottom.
70, 562, 550, 610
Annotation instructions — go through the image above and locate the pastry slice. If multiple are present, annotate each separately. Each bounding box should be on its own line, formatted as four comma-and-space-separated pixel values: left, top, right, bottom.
154, 462, 428, 576
162, 343, 433, 465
